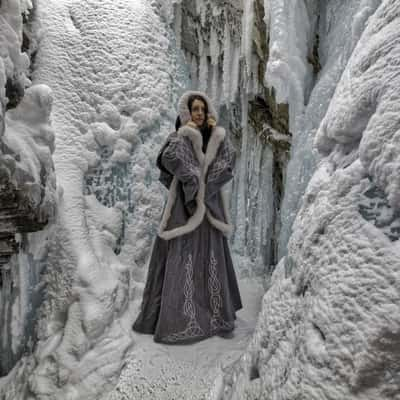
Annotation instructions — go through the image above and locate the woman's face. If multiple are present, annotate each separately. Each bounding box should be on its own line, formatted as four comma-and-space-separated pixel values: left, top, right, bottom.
190, 99, 206, 127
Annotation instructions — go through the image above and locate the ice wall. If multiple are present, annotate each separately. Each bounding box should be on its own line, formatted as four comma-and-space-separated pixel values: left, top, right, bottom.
0, 0, 57, 378
278, 0, 381, 258
168, 0, 296, 278
216, 1, 400, 398
169, 0, 381, 274
0, 1, 188, 399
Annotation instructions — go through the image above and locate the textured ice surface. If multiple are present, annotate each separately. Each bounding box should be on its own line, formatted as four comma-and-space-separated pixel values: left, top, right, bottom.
0, 0, 179, 398
0, 0, 263, 398
278, 0, 381, 257
265, 0, 315, 117
219, 1, 400, 398
0, 0, 57, 378
0, 0, 31, 99
169, 0, 284, 272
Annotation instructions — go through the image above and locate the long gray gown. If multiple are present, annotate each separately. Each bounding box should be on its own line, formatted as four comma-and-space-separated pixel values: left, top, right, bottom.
132, 122, 242, 344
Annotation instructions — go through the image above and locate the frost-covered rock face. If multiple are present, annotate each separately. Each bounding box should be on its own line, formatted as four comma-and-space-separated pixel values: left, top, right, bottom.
169, 0, 293, 276
0, 0, 57, 378
217, 1, 400, 398
0, 0, 186, 399
0, 0, 31, 111
278, 0, 381, 258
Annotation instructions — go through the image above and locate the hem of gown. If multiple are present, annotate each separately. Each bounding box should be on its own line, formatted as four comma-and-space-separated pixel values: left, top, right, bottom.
132, 319, 156, 335
133, 306, 242, 342
153, 324, 236, 345
133, 309, 241, 337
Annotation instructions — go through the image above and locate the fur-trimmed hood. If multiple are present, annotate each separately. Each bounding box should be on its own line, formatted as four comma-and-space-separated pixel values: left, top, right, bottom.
177, 90, 218, 126
157, 91, 233, 240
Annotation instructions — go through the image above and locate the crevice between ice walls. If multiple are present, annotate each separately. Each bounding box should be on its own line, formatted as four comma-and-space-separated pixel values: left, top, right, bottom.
263, 0, 319, 262
0, 0, 56, 381
278, 0, 382, 260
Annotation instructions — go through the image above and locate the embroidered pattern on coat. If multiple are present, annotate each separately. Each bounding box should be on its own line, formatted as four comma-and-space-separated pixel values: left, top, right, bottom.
208, 250, 234, 332
207, 139, 235, 183
163, 135, 201, 183
163, 253, 205, 342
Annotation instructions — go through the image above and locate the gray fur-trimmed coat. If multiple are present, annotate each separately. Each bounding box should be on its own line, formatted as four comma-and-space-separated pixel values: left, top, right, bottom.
157, 123, 235, 240
132, 91, 242, 344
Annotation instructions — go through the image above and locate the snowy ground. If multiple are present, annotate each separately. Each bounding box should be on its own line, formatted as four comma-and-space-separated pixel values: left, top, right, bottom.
107, 278, 264, 400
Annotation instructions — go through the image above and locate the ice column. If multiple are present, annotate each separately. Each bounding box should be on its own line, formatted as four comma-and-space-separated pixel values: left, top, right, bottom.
241, 0, 255, 88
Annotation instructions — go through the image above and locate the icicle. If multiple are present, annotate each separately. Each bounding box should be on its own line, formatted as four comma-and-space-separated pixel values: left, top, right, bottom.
209, 26, 220, 66
198, 26, 204, 56
200, 1, 207, 26
196, 0, 207, 25
197, 32, 208, 92
198, 51, 208, 93
211, 63, 219, 105
252, 55, 260, 94
230, 44, 240, 102
209, 26, 220, 103
195, 0, 202, 15
233, 94, 249, 254
222, 21, 232, 105
190, 54, 198, 89
263, 0, 270, 34
241, 0, 255, 81
174, 3, 182, 49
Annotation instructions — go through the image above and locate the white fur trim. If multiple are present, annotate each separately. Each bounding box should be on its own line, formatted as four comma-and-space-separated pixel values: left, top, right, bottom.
158, 123, 233, 240
158, 176, 206, 240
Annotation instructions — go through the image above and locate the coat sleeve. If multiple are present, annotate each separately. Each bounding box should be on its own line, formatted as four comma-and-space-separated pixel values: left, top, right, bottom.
205, 135, 236, 200
159, 133, 200, 207
156, 135, 174, 189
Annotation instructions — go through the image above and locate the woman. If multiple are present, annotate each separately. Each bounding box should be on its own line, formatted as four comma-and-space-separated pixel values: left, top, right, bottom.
132, 90, 242, 344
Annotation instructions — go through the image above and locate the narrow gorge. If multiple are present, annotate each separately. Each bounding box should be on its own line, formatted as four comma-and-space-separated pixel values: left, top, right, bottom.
0, 0, 398, 399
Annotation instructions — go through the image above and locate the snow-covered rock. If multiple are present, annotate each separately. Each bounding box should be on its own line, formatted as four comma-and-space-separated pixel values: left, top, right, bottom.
218, 1, 400, 398
0, 0, 187, 399
0, 0, 57, 379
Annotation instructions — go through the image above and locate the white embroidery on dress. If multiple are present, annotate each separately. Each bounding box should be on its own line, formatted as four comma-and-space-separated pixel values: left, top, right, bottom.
208, 249, 234, 332
163, 135, 201, 181
207, 139, 234, 183
163, 253, 205, 342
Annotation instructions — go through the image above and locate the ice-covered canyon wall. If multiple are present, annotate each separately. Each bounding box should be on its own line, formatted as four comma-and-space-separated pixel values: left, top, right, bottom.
1, 0, 189, 399
215, 1, 400, 399
168, 0, 295, 277
0, 0, 56, 378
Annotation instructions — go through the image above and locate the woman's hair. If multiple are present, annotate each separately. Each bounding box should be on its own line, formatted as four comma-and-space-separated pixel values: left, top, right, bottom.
175, 115, 181, 131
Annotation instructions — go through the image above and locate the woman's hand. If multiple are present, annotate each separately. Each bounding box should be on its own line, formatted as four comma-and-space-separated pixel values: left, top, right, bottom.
186, 120, 198, 129
185, 116, 216, 129
207, 116, 216, 128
